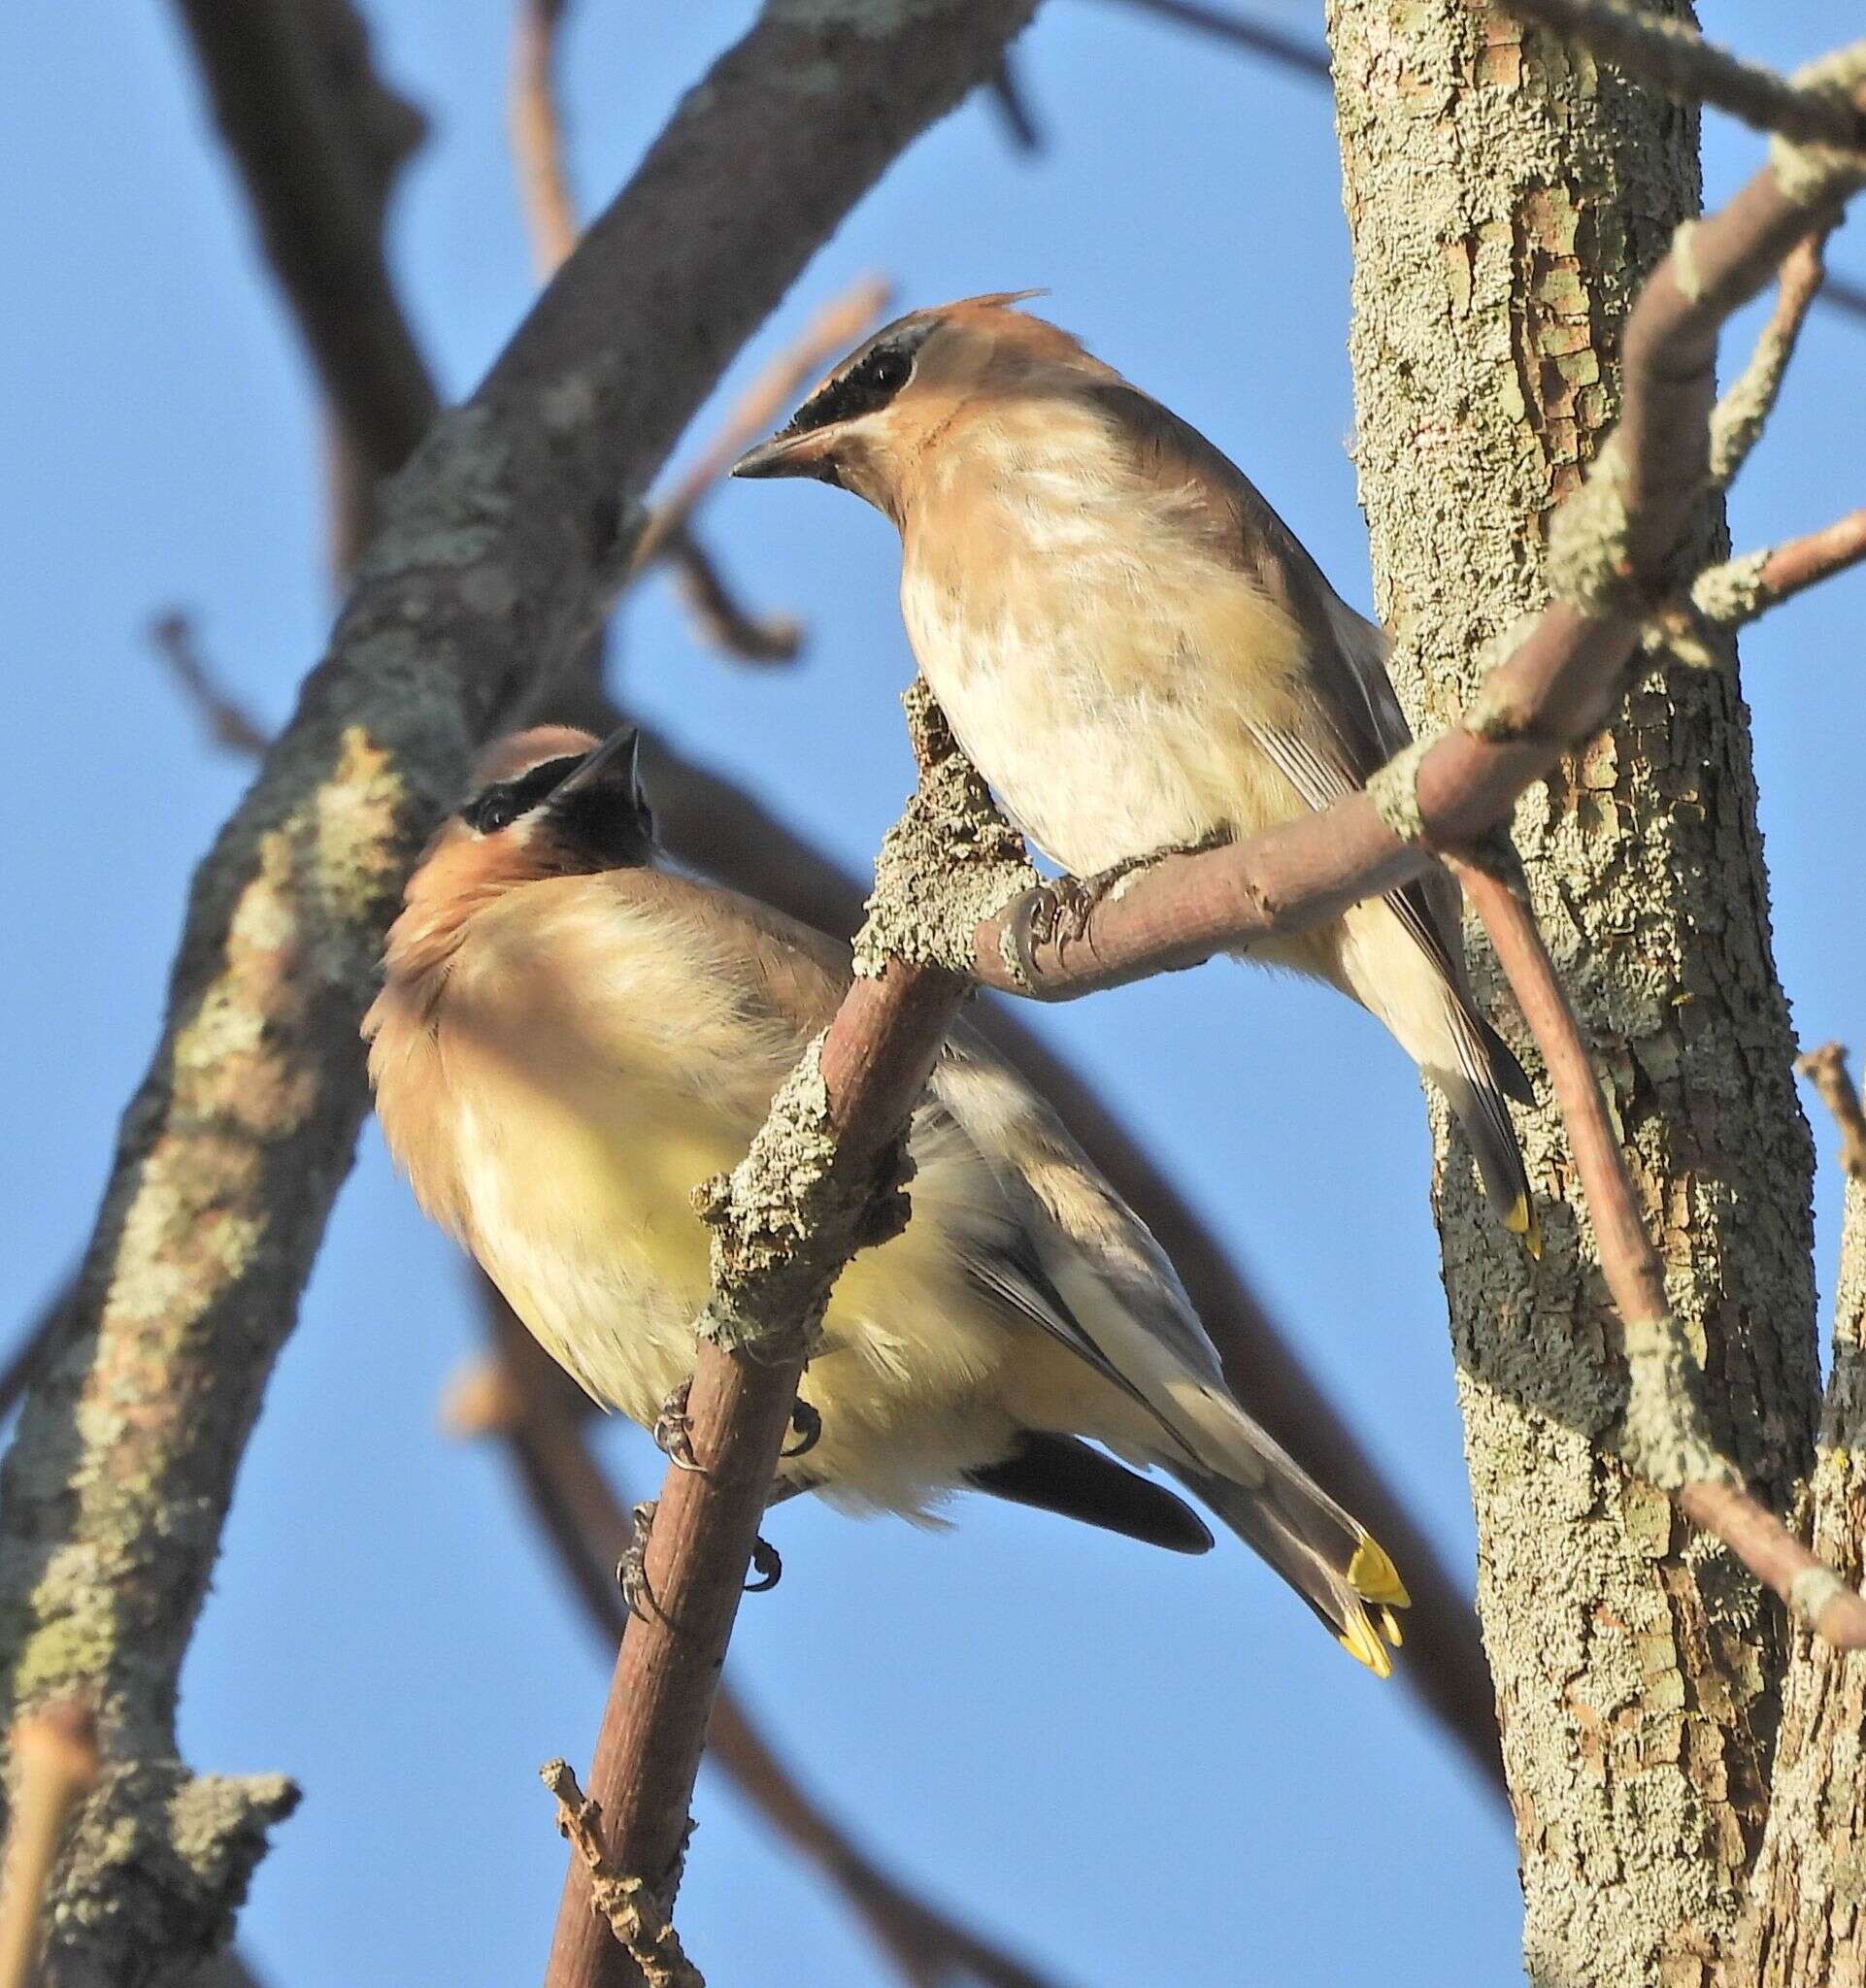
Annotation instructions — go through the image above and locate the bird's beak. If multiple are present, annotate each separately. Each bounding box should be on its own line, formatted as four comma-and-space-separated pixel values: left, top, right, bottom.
551, 724, 641, 804
730, 427, 839, 482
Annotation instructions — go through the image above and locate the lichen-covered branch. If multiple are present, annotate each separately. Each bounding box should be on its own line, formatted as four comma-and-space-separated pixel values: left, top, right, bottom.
0, 3, 1037, 1976
1707, 231, 1828, 490
543, 692, 996, 1986
605, 722, 1507, 1782
1728, 1045, 1866, 1985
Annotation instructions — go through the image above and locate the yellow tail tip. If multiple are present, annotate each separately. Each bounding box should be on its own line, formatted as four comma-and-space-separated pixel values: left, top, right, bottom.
1338, 1611, 1395, 1677
1379, 1607, 1405, 1649
1348, 1534, 1412, 1609
1506, 1194, 1543, 1260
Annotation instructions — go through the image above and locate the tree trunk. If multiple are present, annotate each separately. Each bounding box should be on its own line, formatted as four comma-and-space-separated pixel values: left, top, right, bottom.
1730, 1058, 1866, 1987
1324, 6, 1820, 1983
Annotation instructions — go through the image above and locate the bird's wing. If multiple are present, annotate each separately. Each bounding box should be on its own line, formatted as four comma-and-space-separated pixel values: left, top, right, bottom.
593, 873, 1229, 1454
1087, 381, 1496, 1003
929, 1033, 1232, 1413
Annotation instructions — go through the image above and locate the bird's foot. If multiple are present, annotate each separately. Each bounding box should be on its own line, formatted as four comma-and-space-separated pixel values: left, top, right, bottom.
745, 1535, 783, 1594
619, 1500, 661, 1623
1026, 871, 1110, 950
652, 1379, 705, 1473
781, 1398, 821, 1460
1028, 843, 1214, 950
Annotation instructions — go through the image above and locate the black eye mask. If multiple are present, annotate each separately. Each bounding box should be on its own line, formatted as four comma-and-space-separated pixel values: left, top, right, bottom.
460, 754, 583, 836
785, 324, 932, 436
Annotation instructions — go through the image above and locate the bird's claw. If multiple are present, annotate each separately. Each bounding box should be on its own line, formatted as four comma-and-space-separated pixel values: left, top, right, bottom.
782, 1398, 821, 1460
652, 1379, 704, 1473
745, 1535, 783, 1594
619, 1500, 661, 1623
1026, 872, 1104, 950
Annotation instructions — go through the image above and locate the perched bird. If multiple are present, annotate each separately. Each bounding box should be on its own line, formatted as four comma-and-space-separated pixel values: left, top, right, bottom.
733, 294, 1538, 1247
364, 724, 1410, 1672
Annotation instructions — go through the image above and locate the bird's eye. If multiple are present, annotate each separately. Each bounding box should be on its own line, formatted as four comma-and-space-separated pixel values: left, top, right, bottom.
864, 347, 910, 393
468, 789, 519, 836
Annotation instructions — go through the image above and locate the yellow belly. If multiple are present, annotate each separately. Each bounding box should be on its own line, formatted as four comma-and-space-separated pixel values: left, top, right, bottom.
457, 1071, 1030, 1517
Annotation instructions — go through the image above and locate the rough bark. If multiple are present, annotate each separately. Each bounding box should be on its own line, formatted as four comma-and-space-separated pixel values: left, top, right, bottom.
1730, 1049, 1866, 1986
1323, 6, 1818, 1983
0, 4, 1035, 1978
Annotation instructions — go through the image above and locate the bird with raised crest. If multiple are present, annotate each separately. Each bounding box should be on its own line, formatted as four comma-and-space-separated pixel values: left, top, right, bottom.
364, 724, 1411, 1672
733, 293, 1539, 1250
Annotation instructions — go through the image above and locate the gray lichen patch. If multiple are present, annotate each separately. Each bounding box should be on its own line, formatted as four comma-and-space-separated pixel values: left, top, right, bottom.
695, 1035, 856, 1358
850, 679, 1036, 980
1616, 1310, 1740, 1491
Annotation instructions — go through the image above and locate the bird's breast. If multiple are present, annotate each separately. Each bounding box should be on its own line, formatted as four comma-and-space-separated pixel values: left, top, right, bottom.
900, 440, 1313, 875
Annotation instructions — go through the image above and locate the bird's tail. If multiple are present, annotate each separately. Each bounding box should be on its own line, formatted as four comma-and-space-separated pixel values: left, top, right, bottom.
1431, 996, 1540, 1257
1157, 1389, 1410, 1674
1331, 896, 1540, 1255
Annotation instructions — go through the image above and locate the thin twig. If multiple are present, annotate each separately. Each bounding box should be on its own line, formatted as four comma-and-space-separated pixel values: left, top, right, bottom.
660, 528, 801, 665
1709, 230, 1830, 488
0, 1704, 98, 1988
511, 0, 578, 279
1460, 865, 1866, 1645
1643, 508, 1866, 667
1098, 0, 1333, 83
502, 0, 825, 661
148, 613, 270, 756
543, 1761, 703, 1988
0, 1283, 71, 1431
985, 53, 1045, 151
631, 277, 896, 573
1504, 0, 1866, 150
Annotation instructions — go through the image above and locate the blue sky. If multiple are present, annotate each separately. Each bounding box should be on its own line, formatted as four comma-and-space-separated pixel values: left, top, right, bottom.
4, 5, 1861, 1983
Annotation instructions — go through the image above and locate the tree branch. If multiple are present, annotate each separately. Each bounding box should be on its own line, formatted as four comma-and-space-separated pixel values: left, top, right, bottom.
545, 690, 996, 1984
149, 613, 271, 756
171, 0, 438, 480
511, 0, 579, 279
450, 1288, 1068, 1988
634, 727, 1505, 1785
961, 83, 1866, 1005
0, 3, 1039, 1975
503, 0, 837, 664
1458, 868, 1866, 1642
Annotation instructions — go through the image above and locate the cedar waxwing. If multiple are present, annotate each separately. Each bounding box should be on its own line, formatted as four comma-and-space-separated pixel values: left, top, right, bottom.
364, 725, 1410, 1672
733, 295, 1539, 1249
